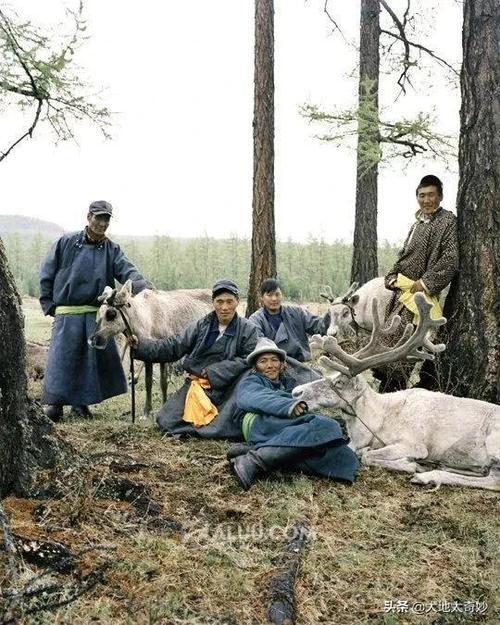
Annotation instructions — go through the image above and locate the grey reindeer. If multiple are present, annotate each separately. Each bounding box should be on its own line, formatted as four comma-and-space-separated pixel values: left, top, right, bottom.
89, 281, 212, 417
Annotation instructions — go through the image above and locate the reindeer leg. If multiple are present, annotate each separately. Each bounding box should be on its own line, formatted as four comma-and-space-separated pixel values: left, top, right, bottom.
133, 360, 144, 385
160, 363, 168, 403
144, 361, 153, 418
411, 468, 500, 491
361, 443, 428, 474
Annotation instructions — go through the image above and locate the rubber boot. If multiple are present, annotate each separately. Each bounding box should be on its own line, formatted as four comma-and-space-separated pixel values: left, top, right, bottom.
230, 446, 310, 491
226, 443, 251, 460
70, 405, 94, 419
43, 404, 63, 422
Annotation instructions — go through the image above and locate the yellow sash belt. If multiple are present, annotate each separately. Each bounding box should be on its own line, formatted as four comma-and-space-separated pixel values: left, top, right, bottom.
182, 375, 218, 428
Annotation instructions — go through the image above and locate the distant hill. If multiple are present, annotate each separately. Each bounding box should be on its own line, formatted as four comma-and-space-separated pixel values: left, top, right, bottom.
0, 215, 64, 239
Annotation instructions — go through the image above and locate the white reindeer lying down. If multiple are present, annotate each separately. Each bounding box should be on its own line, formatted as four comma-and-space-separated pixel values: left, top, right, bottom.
293, 294, 500, 491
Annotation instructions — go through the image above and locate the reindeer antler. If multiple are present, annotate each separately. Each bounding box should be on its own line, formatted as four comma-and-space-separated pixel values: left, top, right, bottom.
97, 286, 116, 304
319, 285, 334, 302
340, 282, 359, 303
317, 293, 446, 377
320, 282, 359, 304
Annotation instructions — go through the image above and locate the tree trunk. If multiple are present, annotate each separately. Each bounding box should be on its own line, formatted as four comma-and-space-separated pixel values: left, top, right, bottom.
350, 0, 380, 286
435, 0, 499, 403
0, 237, 70, 497
246, 0, 276, 316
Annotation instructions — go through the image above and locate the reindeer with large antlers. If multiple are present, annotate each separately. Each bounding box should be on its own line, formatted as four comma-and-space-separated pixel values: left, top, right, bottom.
293, 293, 500, 491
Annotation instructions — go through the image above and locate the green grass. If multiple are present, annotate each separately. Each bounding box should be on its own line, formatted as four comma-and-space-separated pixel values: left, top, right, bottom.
4, 300, 499, 625
22, 295, 52, 343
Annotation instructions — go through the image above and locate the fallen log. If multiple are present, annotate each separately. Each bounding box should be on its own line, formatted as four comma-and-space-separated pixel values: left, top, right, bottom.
267, 522, 310, 625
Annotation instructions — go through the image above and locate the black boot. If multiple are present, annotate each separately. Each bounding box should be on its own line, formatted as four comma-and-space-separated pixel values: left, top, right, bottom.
226, 443, 251, 460
230, 446, 309, 491
44, 404, 63, 422
70, 405, 94, 419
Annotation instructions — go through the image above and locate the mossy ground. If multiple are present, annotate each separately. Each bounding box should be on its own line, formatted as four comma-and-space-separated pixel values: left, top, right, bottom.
1, 300, 498, 624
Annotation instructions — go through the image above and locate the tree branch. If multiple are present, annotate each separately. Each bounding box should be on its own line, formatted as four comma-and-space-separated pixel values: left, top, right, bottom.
379, 0, 413, 93
380, 29, 459, 77
0, 99, 43, 162
0, 3, 111, 162
379, 0, 459, 95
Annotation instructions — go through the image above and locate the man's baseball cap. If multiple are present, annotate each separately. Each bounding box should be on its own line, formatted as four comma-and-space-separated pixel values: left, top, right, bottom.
88, 200, 113, 216
212, 279, 239, 298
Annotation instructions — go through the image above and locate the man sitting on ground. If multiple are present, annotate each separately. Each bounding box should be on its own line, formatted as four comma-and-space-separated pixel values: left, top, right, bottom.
131, 279, 259, 439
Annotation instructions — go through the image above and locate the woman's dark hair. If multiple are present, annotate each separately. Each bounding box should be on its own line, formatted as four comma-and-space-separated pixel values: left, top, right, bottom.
260, 278, 281, 295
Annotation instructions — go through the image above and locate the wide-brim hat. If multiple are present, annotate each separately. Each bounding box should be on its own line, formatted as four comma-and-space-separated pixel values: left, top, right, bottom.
247, 337, 286, 367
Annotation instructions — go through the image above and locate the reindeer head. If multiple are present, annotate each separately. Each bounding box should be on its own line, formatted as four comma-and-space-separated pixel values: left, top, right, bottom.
320, 283, 360, 339
88, 280, 133, 349
294, 294, 446, 415
293, 368, 367, 417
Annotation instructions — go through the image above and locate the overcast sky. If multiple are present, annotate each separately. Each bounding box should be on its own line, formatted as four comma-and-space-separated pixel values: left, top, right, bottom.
1, 0, 462, 244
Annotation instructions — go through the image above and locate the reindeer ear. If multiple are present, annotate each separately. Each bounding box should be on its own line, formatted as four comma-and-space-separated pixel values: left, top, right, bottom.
119, 279, 133, 298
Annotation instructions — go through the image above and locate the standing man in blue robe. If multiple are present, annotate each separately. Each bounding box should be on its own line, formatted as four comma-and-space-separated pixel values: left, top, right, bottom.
248, 278, 331, 362
39, 201, 152, 421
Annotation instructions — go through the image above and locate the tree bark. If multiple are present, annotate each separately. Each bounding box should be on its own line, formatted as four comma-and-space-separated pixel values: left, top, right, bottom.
350, 0, 380, 286
435, 0, 499, 403
0, 236, 70, 497
246, 0, 276, 316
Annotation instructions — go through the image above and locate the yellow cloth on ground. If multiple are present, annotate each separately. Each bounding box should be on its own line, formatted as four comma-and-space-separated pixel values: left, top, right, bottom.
182, 375, 219, 428
395, 274, 442, 323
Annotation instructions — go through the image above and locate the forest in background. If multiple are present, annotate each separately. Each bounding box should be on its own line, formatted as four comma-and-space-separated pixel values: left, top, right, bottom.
3, 231, 399, 301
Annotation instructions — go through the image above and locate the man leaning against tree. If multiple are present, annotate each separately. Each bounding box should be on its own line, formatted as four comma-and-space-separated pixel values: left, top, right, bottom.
383, 174, 459, 388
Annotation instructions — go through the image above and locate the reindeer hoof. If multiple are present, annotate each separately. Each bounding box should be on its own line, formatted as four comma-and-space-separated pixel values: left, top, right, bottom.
411, 471, 440, 488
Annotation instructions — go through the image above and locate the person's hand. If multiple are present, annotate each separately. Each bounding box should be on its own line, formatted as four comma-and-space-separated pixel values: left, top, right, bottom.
410, 279, 425, 294
292, 401, 308, 417
126, 334, 139, 348
384, 274, 398, 291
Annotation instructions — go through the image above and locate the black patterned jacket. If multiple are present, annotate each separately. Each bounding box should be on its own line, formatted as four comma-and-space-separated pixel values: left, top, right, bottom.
385, 207, 459, 295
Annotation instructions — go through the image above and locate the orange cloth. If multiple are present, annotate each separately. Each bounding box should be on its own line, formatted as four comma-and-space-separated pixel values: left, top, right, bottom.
182, 375, 218, 428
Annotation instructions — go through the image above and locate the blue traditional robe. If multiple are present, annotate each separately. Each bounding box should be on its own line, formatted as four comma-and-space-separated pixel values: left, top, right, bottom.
236, 372, 359, 483
248, 305, 330, 362
134, 312, 259, 438
40, 230, 151, 406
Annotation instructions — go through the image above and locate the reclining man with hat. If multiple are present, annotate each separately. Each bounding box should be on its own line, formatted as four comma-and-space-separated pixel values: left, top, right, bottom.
228, 337, 359, 490
132, 279, 260, 439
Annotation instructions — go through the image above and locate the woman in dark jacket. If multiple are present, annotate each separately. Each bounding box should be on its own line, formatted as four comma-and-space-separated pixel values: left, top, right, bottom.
229, 338, 359, 490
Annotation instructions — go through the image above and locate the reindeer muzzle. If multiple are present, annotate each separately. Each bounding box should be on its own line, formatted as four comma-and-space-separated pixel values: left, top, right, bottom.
88, 332, 108, 350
